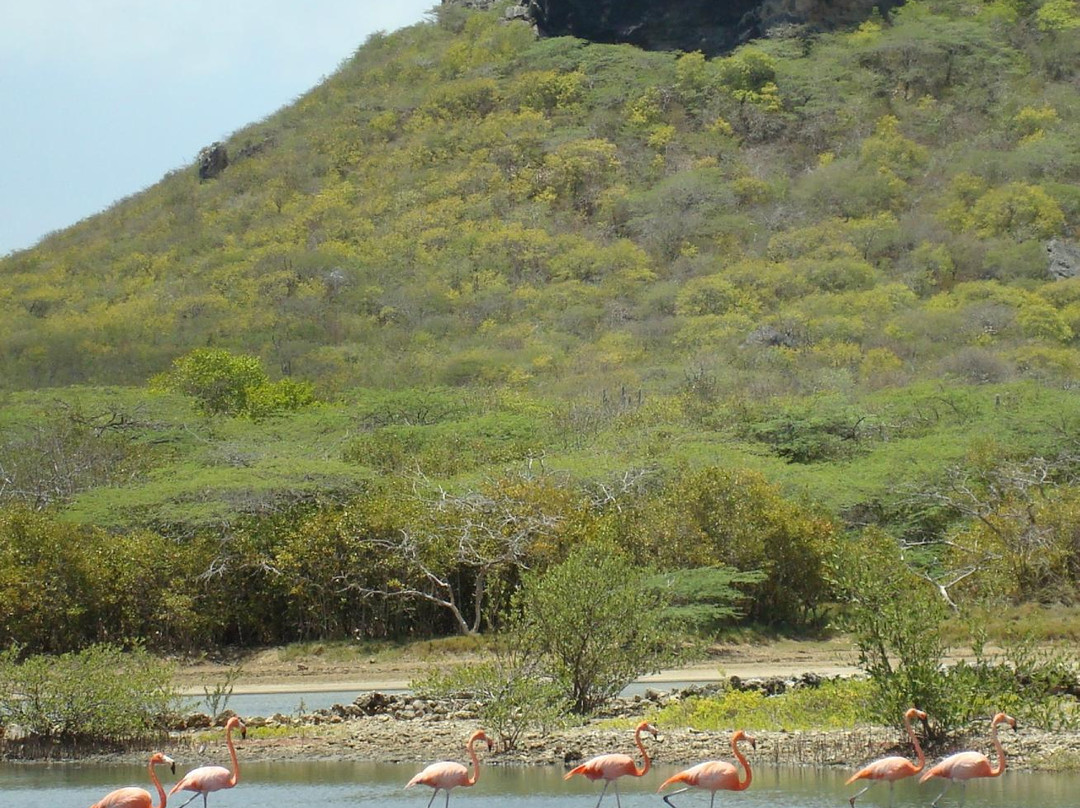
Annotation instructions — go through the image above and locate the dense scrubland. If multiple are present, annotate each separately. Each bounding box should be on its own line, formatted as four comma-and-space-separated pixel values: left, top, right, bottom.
2, 0, 1080, 750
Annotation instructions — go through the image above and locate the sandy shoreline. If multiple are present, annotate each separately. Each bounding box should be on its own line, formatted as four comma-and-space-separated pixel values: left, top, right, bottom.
177, 661, 863, 696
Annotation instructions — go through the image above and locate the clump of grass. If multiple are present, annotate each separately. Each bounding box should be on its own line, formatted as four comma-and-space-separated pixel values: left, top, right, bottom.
244, 725, 300, 740
647, 678, 871, 732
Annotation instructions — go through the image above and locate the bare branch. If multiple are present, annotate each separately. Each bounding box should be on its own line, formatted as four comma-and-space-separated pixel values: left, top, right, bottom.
338, 474, 566, 634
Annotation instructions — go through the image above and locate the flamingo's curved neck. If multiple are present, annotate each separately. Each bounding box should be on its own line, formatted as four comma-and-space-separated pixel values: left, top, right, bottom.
225, 724, 241, 787
465, 736, 482, 786
989, 719, 1007, 777
633, 727, 652, 777
149, 760, 167, 808
904, 714, 925, 773
732, 737, 752, 791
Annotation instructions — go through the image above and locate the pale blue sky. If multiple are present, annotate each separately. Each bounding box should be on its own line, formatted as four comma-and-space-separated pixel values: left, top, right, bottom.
0, 1, 435, 255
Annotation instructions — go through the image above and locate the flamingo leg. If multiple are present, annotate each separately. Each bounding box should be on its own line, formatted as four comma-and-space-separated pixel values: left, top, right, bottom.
613, 780, 621, 808
174, 792, 200, 808
444, 789, 451, 808
202, 792, 208, 808
887, 780, 895, 808
931, 780, 952, 808
425, 787, 440, 808
593, 781, 609, 808
849, 783, 871, 807
662, 786, 690, 808
959, 782, 967, 808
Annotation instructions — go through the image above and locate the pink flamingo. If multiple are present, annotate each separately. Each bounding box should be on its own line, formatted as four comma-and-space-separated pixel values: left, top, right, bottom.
846, 707, 928, 807
405, 728, 493, 808
919, 712, 1017, 807
169, 716, 246, 808
657, 729, 755, 808
89, 751, 176, 808
564, 720, 659, 808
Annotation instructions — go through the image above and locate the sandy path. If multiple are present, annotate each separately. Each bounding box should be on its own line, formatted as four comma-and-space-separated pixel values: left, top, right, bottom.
176, 638, 863, 696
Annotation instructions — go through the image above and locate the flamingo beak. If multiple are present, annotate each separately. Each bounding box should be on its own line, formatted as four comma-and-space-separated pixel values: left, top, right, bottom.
170, 761, 176, 775
750, 738, 757, 750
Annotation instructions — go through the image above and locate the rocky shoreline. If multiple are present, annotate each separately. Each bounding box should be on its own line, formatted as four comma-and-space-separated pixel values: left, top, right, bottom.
10, 678, 1079, 772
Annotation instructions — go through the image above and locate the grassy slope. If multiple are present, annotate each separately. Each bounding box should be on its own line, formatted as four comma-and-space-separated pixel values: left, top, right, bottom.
0, 1, 1079, 530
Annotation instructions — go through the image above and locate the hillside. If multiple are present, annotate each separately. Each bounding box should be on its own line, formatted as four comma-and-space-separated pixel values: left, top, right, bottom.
1, 0, 1080, 651
1, 0, 1077, 394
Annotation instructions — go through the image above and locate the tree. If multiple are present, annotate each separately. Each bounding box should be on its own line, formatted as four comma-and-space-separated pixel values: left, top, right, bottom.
914, 458, 1080, 603
833, 528, 955, 741
0, 404, 150, 510
514, 540, 680, 714
648, 566, 766, 634
0, 644, 178, 746
343, 475, 567, 635
156, 348, 314, 418
159, 348, 268, 416
533, 138, 619, 215
640, 467, 838, 627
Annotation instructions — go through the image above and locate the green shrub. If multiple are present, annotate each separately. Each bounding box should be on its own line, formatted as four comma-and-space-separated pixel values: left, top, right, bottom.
747, 398, 870, 463
413, 633, 570, 751
835, 529, 1080, 739
514, 540, 681, 714
156, 348, 314, 418
0, 644, 179, 748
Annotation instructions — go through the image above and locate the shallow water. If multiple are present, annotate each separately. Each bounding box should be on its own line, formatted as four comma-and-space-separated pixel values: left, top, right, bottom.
2, 760, 1076, 808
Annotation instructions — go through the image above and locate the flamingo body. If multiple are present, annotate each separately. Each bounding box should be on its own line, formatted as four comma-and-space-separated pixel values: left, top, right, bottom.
919, 712, 1016, 807
660, 760, 743, 791
91, 786, 161, 808
407, 760, 473, 791
89, 752, 175, 808
566, 753, 642, 782
921, 750, 999, 783
170, 766, 234, 797
847, 755, 922, 783
405, 729, 492, 808
657, 729, 754, 808
565, 721, 658, 807
169, 716, 244, 808
846, 707, 927, 807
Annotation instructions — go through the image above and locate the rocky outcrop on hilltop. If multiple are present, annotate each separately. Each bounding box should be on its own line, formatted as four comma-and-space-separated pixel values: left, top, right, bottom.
445, 0, 901, 54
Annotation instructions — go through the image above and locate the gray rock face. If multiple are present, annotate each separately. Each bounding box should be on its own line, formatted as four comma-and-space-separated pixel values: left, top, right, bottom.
1047, 238, 1080, 280
197, 142, 229, 181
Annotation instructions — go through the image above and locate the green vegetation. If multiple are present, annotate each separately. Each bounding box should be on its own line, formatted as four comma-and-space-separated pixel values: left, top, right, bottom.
2, 2, 1077, 398
155, 348, 315, 418
648, 678, 868, 732
513, 541, 680, 714
0, 645, 177, 748
0, 0, 1079, 741
413, 632, 570, 751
